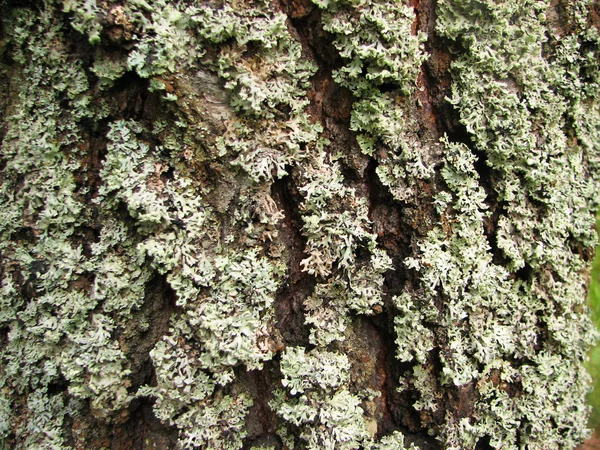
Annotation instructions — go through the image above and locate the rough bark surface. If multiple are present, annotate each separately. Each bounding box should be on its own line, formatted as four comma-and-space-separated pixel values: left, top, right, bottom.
1, 0, 600, 449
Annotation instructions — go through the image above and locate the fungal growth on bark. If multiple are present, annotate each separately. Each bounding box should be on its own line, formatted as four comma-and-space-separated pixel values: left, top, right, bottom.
1, 0, 600, 449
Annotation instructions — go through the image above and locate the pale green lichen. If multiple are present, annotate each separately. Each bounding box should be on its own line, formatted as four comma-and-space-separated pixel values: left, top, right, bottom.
313, 0, 433, 203
127, 2, 199, 79
194, 3, 315, 119
62, 0, 103, 44
272, 347, 415, 450
392, 293, 436, 364
140, 337, 253, 449
393, 0, 600, 448
0, 6, 149, 447
314, 0, 426, 96
295, 150, 392, 347
2, 0, 600, 448
0, 0, 304, 446
97, 115, 285, 447
95, 1, 335, 447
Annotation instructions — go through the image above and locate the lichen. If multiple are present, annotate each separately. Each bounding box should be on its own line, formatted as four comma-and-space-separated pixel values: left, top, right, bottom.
393, 0, 600, 448
1, 0, 600, 448
0, 6, 147, 446
314, 0, 426, 96
313, 0, 433, 203
271, 347, 416, 449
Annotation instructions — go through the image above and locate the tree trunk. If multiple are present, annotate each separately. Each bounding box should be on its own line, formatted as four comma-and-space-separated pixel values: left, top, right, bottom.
1, 0, 600, 448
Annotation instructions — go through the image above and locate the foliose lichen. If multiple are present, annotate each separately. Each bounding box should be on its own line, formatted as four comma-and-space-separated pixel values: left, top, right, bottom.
0, 6, 146, 447
1, 0, 600, 448
395, 0, 600, 448
313, 0, 434, 203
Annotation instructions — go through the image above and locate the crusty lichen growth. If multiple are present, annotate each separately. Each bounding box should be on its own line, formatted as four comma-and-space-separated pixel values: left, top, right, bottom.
1, 0, 600, 449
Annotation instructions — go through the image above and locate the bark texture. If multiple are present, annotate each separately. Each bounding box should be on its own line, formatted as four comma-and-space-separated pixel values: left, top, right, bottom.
1, 0, 600, 449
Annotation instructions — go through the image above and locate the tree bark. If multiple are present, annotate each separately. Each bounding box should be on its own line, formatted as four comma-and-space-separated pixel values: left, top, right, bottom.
1, 0, 600, 449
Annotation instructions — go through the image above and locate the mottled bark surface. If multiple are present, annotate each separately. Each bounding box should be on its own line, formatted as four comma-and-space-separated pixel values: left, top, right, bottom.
1, 0, 600, 449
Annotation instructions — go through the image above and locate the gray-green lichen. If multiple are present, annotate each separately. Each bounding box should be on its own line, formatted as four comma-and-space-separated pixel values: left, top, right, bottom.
0, 6, 144, 447
313, 0, 434, 203
0, 0, 599, 449
397, 0, 600, 448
